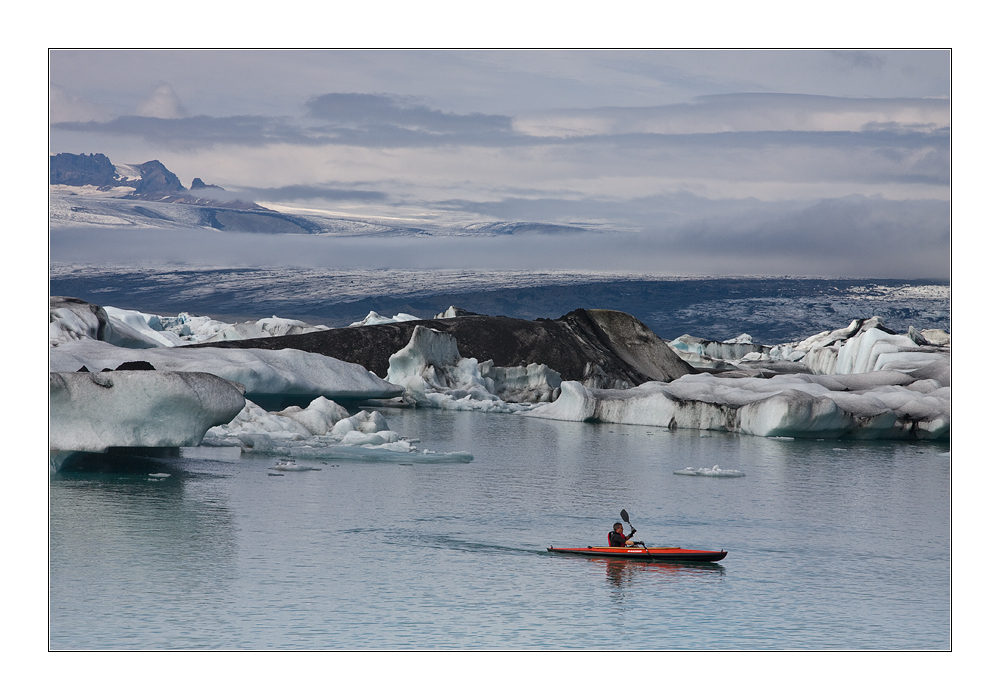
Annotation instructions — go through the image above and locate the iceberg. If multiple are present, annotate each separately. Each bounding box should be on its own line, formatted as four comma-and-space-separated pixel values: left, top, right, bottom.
202, 398, 473, 464
382, 325, 557, 412
50, 370, 247, 469
670, 317, 950, 379
49, 337, 404, 407
350, 310, 421, 326
530, 369, 948, 440
50, 296, 329, 349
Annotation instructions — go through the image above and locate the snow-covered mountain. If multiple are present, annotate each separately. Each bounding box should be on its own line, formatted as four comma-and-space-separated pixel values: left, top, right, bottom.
49, 152, 600, 237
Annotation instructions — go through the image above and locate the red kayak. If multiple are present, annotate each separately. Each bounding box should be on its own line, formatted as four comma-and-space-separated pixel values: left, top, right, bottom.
547, 545, 727, 562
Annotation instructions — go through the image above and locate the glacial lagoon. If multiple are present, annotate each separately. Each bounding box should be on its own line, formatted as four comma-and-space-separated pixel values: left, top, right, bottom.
49, 408, 950, 650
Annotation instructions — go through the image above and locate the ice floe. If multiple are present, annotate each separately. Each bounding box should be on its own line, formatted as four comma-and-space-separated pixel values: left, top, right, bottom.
674, 465, 746, 477
202, 397, 473, 463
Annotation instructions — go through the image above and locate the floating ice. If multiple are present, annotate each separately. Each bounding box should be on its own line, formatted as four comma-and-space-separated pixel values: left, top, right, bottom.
350, 310, 421, 326
530, 370, 949, 440
50, 296, 329, 348
382, 325, 550, 412
202, 399, 473, 464
674, 465, 746, 477
270, 459, 317, 472
49, 337, 404, 404
670, 317, 950, 378
201, 315, 331, 343
50, 370, 247, 469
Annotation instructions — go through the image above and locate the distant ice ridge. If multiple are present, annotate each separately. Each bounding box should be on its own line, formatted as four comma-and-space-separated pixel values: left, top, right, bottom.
381, 325, 561, 412
674, 465, 746, 477
49, 296, 330, 348
202, 396, 473, 464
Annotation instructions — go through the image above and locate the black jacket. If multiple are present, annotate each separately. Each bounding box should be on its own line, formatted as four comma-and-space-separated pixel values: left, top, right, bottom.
608, 528, 636, 547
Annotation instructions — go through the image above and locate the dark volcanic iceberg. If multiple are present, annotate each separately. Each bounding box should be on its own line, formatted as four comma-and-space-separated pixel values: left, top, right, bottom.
198, 308, 696, 389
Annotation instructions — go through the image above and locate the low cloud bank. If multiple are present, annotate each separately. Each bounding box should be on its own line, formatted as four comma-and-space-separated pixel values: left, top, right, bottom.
51, 198, 949, 279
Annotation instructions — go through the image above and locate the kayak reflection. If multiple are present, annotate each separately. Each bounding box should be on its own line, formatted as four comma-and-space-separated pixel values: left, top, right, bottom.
605, 559, 726, 588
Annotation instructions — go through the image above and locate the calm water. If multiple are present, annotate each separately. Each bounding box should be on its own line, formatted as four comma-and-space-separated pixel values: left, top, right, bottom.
49, 409, 950, 649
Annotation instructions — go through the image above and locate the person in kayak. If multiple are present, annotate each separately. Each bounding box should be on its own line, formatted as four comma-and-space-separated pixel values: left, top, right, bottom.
608, 522, 637, 547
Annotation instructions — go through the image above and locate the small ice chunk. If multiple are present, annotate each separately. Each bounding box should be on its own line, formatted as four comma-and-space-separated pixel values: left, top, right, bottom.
674, 465, 746, 477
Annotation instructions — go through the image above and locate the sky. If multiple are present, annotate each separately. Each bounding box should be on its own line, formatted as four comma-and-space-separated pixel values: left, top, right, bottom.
49, 49, 951, 277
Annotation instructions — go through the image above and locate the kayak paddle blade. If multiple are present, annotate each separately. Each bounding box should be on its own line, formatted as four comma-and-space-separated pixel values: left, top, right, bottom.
620, 509, 630, 524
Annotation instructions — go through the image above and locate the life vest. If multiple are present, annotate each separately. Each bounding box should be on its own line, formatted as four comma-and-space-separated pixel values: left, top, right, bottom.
608, 531, 624, 546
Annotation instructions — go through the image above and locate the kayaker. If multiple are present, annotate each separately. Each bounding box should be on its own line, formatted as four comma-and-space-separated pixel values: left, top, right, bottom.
608, 522, 637, 547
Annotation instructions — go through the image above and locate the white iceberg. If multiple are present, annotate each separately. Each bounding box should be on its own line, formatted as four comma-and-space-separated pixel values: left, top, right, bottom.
384, 325, 535, 412
202, 400, 472, 464
670, 317, 950, 379
50, 296, 329, 349
350, 310, 421, 326
49, 337, 404, 405
50, 370, 247, 469
530, 370, 948, 440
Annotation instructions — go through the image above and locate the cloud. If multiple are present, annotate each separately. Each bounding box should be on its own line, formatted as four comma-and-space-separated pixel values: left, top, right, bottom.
830, 50, 887, 71
51, 114, 308, 149
239, 184, 389, 203
49, 85, 112, 123
305, 92, 512, 134
514, 93, 950, 137
134, 83, 188, 119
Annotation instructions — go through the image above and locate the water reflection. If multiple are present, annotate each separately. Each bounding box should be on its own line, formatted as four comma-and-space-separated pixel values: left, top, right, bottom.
604, 559, 726, 588
50, 453, 239, 649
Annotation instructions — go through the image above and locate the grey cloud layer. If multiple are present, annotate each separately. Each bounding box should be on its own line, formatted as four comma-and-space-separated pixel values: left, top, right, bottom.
50, 199, 948, 278
51, 93, 949, 188
305, 93, 513, 135
515, 94, 950, 137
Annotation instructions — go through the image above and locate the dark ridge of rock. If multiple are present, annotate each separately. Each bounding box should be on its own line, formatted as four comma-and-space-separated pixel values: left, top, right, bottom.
50, 153, 274, 215
196, 309, 695, 388
50, 153, 121, 188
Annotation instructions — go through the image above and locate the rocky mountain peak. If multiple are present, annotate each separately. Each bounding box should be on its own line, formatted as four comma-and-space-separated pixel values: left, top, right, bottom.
191, 178, 224, 191
132, 160, 185, 195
